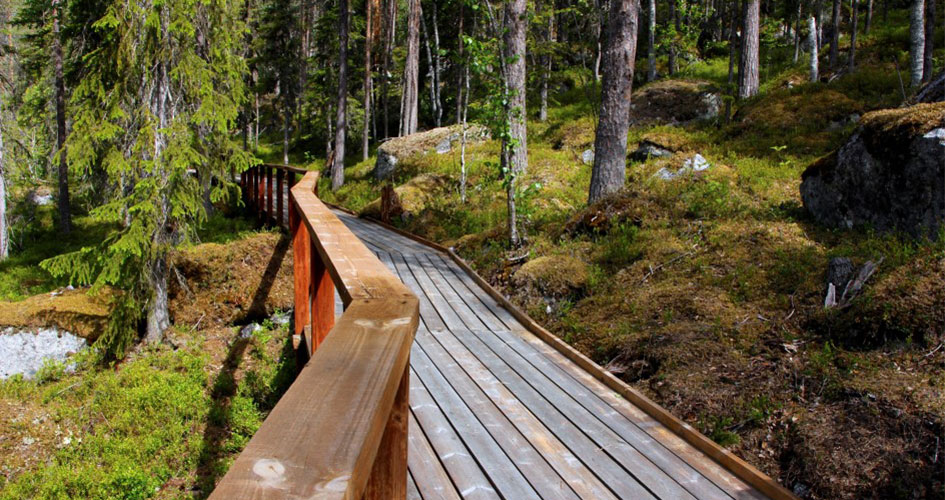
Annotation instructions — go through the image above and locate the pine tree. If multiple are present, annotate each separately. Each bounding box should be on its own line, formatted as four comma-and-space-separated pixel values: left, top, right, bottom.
739, 0, 760, 98
41, 0, 252, 356
589, 0, 639, 204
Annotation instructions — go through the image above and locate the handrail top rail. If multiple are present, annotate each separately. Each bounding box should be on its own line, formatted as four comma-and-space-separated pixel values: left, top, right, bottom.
211, 169, 419, 500
259, 162, 310, 175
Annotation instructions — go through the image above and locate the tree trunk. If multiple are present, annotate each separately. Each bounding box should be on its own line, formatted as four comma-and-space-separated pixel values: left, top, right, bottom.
363, 0, 374, 160
849, 0, 857, 71
420, 11, 439, 128
865, 0, 872, 33
460, 62, 470, 203
809, 16, 820, 81
588, 0, 639, 204
145, 58, 171, 345
0, 101, 7, 261
793, 0, 802, 63
503, 0, 528, 247
739, 0, 760, 98
829, 0, 841, 68
431, 2, 443, 127
669, 0, 678, 74
910, 0, 925, 85
540, 9, 554, 121
816, 0, 824, 47
647, 0, 656, 81
382, 0, 396, 139
924, 0, 934, 81
52, 0, 71, 234
456, 3, 465, 124
283, 104, 290, 165
401, 0, 421, 135
332, 0, 349, 191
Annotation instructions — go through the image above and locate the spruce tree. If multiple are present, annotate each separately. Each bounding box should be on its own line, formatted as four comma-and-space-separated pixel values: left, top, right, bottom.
41, 0, 252, 357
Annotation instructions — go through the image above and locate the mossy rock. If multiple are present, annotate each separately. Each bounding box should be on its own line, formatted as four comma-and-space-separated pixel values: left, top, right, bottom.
629, 79, 722, 125
542, 116, 596, 151
0, 288, 113, 340
374, 125, 488, 179
512, 255, 588, 298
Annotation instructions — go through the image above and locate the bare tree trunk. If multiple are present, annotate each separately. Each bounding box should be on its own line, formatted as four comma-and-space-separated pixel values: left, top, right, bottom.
460, 63, 470, 203
849, 0, 858, 71
809, 16, 820, 81
332, 0, 349, 191
911, 0, 926, 85
594, 0, 604, 81
420, 11, 440, 128
283, 104, 290, 165
456, 3, 465, 124
829, 0, 841, 68
0, 101, 7, 261
52, 0, 71, 234
669, 0, 678, 74
647, 0, 656, 81
816, 0, 824, 47
363, 0, 374, 160
924, 0, 935, 81
431, 2, 443, 127
503, 0, 528, 247
739, 0, 760, 98
401, 0, 421, 135
793, 0, 802, 63
382, 0, 396, 139
865, 0, 873, 33
540, 9, 554, 121
589, 0, 639, 204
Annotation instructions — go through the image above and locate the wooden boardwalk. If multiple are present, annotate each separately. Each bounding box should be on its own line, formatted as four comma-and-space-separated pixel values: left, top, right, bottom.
331, 210, 770, 500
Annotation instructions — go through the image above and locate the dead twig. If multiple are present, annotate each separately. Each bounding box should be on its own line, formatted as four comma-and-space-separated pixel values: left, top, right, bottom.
641, 250, 696, 283
925, 342, 943, 358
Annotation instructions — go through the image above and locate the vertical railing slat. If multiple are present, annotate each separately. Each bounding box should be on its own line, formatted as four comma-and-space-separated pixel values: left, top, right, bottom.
361, 366, 409, 500
277, 168, 285, 227
266, 166, 274, 224
310, 240, 335, 352
290, 195, 312, 354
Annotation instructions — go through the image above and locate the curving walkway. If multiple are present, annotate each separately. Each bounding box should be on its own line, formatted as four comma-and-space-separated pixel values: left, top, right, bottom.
331, 210, 770, 500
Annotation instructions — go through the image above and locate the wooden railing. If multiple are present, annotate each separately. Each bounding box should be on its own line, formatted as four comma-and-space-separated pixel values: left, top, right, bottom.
211, 164, 420, 499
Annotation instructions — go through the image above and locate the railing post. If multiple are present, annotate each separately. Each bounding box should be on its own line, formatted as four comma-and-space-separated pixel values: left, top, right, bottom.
276, 168, 285, 227
290, 197, 312, 353
310, 240, 335, 352
257, 166, 265, 219
266, 166, 274, 224
362, 364, 409, 500
252, 166, 259, 210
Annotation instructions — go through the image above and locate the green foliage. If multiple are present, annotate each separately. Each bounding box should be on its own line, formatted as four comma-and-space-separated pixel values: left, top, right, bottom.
701, 414, 740, 447
596, 222, 643, 267
37, 0, 253, 358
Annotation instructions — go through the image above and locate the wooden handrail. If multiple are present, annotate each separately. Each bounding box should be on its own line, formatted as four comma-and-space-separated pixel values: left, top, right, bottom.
213, 168, 419, 499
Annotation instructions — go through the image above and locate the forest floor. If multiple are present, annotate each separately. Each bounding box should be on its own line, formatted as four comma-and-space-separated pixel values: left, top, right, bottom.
318, 19, 945, 500
0, 221, 298, 499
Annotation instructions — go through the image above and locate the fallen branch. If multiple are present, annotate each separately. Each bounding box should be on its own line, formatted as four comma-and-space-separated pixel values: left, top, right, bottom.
640, 250, 696, 283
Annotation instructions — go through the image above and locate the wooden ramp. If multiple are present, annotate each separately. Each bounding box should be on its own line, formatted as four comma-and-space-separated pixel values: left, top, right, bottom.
331, 210, 770, 500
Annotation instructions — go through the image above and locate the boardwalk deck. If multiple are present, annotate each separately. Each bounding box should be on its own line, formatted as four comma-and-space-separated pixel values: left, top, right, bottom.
329, 210, 771, 500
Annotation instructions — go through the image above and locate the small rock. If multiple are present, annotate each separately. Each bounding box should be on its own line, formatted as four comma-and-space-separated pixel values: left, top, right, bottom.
581, 149, 595, 165
270, 311, 291, 327
239, 323, 262, 339
792, 483, 810, 498
435, 136, 453, 154
683, 153, 710, 172
22, 437, 35, 446
629, 140, 674, 162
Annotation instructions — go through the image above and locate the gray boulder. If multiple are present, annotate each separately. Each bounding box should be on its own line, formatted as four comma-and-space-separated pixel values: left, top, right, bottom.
800, 103, 945, 237
374, 125, 488, 180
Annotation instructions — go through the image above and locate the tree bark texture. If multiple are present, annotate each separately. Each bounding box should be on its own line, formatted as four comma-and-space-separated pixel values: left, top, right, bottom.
829, 0, 841, 68
588, 0, 639, 204
647, 0, 656, 81
924, 0, 935, 81
739, 0, 760, 98
503, 0, 528, 176
52, 0, 71, 234
363, 0, 375, 160
332, 0, 349, 191
911, 0, 926, 85
809, 16, 820, 81
849, 0, 857, 71
401, 0, 421, 135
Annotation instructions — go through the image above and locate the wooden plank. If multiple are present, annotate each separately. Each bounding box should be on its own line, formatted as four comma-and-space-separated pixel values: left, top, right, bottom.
407, 412, 462, 500
409, 345, 542, 499
407, 471, 422, 500
420, 255, 734, 500
290, 196, 311, 340
336, 212, 434, 255
266, 166, 274, 223
417, 327, 615, 500
310, 239, 335, 352
363, 366, 409, 500
397, 258, 655, 499
408, 368, 499, 500
439, 249, 795, 500
382, 252, 447, 332
276, 168, 285, 228
210, 298, 418, 500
